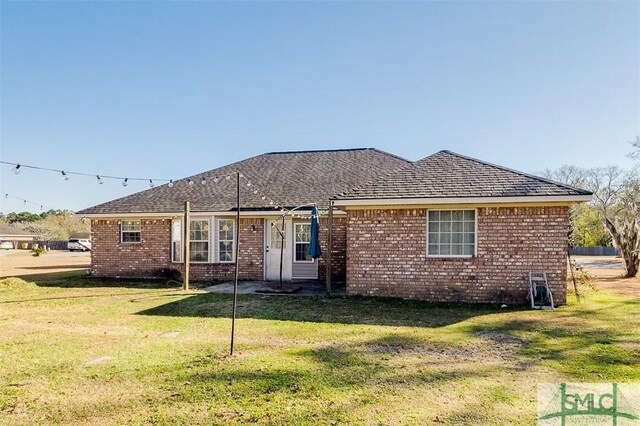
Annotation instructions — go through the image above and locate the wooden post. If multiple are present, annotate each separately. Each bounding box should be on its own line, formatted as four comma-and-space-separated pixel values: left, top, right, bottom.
325, 200, 333, 296
183, 201, 190, 291
230, 172, 240, 355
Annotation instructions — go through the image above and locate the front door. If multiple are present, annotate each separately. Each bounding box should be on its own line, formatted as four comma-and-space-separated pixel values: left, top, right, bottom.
264, 217, 292, 280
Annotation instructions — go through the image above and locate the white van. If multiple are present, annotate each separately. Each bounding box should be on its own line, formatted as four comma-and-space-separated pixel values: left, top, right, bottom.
68, 238, 91, 252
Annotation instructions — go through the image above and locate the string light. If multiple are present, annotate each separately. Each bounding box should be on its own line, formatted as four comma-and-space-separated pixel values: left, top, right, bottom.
3, 159, 297, 218
0, 160, 172, 184
2, 192, 68, 212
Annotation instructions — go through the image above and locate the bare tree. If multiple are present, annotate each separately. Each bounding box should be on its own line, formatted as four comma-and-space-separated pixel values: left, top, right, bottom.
587, 166, 640, 277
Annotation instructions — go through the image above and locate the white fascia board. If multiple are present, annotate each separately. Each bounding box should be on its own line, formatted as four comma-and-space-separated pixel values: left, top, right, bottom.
80, 209, 347, 219
332, 194, 592, 207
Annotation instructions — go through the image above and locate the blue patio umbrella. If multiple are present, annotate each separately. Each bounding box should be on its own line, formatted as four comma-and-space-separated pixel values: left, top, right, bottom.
308, 205, 322, 259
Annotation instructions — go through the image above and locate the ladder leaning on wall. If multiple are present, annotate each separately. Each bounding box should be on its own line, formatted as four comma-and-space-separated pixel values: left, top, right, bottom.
528, 272, 555, 310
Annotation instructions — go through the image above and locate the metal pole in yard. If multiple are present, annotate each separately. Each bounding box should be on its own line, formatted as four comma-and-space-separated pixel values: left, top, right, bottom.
325, 200, 333, 296
230, 172, 240, 355
183, 201, 190, 291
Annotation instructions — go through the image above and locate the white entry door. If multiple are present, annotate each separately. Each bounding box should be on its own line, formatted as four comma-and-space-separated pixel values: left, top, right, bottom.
264, 218, 292, 281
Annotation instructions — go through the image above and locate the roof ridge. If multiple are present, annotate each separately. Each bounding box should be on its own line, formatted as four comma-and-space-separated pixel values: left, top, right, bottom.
263, 147, 411, 163
438, 150, 592, 195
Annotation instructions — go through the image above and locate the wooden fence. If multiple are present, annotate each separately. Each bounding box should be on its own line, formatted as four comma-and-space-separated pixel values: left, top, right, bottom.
10, 240, 69, 250
569, 246, 620, 256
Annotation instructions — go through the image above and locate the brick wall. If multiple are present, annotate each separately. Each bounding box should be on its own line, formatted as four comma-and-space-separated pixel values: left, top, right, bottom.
346, 206, 569, 304
90, 217, 264, 281
317, 217, 347, 282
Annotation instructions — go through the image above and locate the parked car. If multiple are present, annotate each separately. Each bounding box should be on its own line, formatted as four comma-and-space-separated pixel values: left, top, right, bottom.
68, 238, 91, 252
0, 240, 14, 250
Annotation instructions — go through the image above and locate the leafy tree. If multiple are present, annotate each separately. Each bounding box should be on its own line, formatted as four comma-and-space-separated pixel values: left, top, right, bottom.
543, 165, 638, 277
586, 166, 640, 277
6, 211, 43, 223
570, 204, 611, 247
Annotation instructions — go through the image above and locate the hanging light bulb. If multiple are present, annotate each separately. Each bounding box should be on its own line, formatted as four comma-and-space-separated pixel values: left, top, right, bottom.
261, 195, 266, 200
246, 182, 251, 187
269, 201, 274, 205
122, 178, 128, 187
201, 177, 206, 185
61, 171, 69, 180
40, 205, 43, 211
168, 180, 174, 188
12, 164, 21, 175
225, 175, 231, 180
96, 175, 104, 185
213, 177, 219, 183
23, 200, 27, 205
253, 189, 258, 194
188, 179, 194, 186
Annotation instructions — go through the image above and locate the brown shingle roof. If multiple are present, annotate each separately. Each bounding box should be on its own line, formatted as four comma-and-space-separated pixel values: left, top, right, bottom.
0, 224, 35, 237
77, 148, 410, 215
334, 150, 592, 200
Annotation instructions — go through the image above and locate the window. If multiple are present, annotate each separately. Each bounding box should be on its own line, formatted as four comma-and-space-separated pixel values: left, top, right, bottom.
171, 220, 182, 262
121, 220, 141, 243
218, 219, 235, 262
294, 223, 312, 262
270, 220, 286, 250
427, 210, 475, 257
190, 220, 209, 262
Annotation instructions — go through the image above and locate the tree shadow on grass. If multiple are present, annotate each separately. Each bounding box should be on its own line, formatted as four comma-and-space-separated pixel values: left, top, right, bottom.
136, 292, 524, 328
9, 270, 183, 290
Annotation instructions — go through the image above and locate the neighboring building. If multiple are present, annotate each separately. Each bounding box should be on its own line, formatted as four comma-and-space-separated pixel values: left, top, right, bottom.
0, 224, 35, 248
78, 148, 591, 304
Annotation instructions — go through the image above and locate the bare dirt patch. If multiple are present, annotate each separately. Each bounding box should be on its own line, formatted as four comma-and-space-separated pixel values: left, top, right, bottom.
0, 250, 90, 278
572, 255, 639, 297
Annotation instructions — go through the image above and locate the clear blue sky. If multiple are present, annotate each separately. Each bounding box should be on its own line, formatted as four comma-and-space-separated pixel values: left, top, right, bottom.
1, 1, 638, 213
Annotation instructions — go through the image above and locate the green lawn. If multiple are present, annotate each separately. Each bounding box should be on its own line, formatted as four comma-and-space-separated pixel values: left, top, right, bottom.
1, 272, 639, 425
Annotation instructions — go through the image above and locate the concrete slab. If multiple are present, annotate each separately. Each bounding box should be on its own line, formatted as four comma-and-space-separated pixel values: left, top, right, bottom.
204, 280, 346, 296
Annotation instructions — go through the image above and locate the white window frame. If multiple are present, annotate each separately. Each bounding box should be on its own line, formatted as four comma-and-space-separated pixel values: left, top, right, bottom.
120, 220, 141, 243
217, 218, 235, 263
293, 222, 314, 263
426, 209, 477, 258
171, 219, 182, 263
189, 218, 211, 263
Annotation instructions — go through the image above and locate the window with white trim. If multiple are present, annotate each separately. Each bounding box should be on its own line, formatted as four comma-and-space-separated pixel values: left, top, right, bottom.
171, 220, 182, 262
427, 210, 475, 256
218, 219, 235, 263
190, 219, 209, 262
294, 223, 312, 262
121, 220, 141, 243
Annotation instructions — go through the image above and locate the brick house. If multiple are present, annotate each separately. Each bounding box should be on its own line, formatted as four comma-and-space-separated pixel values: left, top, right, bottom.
332, 150, 591, 304
78, 149, 409, 283
78, 148, 591, 304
